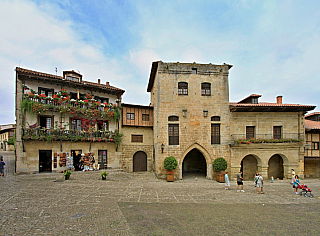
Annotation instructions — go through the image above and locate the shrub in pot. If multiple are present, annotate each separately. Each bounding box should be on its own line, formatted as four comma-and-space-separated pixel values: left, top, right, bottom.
212, 158, 228, 182
64, 170, 72, 180
101, 171, 108, 180
164, 156, 178, 182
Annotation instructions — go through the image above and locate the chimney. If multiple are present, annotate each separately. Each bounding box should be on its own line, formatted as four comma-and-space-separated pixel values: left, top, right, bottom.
106, 82, 109, 86
98, 79, 100, 84
277, 96, 283, 104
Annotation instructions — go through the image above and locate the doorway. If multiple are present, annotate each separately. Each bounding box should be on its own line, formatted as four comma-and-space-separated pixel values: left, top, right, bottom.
39, 150, 52, 172
182, 149, 206, 178
72, 150, 82, 171
240, 155, 258, 180
133, 151, 147, 172
98, 150, 108, 169
268, 154, 284, 179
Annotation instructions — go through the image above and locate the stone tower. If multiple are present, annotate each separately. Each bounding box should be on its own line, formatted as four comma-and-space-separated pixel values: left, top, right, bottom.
147, 61, 233, 179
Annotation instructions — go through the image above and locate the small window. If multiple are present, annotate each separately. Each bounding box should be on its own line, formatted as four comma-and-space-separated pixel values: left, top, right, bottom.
312, 142, 319, 150
201, 83, 211, 96
246, 126, 255, 139
127, 113, 135, 120
142, 114, 150, 121
98, 121, 108, 131
178, 82, 188, 95
211, 116, 220, 121
273, 126, 282, 139
132, 135, 143, 143
71, 119, 81, 132
169, 124, 179, 145
67, 76, 79, 82
192, 68, 197, 74
211, 124, 220, 144
168, 116, 179, 121
252, 98, 258, 104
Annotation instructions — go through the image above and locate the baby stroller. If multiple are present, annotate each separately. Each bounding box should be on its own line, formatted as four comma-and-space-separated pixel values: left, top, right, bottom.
298, 184, 314, 197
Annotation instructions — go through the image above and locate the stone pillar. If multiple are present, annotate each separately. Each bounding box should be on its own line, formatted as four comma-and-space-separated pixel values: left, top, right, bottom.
178, 163, 183, 180
260, 165, 269, 180
231, 165, 241, 181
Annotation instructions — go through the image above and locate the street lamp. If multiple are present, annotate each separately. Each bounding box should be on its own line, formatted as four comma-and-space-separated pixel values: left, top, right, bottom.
161, 143, 165, 153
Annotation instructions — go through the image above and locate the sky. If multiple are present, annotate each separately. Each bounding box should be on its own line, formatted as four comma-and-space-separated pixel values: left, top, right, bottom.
0, 0, 320, 125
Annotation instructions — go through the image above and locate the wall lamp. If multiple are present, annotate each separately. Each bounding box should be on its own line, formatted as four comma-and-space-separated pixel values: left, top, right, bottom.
161, 143, 165, 153
203, 110, 208, 117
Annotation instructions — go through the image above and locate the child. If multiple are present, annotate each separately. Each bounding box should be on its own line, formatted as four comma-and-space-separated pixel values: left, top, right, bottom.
225, 172, 230, 190
293, 175, 301, 194
271, 176, 274, 183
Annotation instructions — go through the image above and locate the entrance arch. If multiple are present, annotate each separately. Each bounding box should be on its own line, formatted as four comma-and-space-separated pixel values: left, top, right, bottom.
268, 154, 284, 179
133, 151, 147, 172
240, 155, 259, 180
182, 148, 207, 178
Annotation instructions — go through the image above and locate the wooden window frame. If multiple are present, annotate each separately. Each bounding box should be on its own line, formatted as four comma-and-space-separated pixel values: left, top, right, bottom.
178, 82, 188, 95
201, 83, 211, 96
273, 126, 282, 139
142, 114, 150, 121
127, 113, 135, 120
246, 126, 255, 139
169, 124, 179, 145
211, 124, 220, 144
312, 142, 319, 150
132, 134, 143, 143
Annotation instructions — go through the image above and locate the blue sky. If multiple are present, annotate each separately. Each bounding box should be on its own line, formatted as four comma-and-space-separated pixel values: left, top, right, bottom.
0, 0, 319, 124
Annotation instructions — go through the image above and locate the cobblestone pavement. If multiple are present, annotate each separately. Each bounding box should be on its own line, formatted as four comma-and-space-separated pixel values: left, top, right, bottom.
1, 151, 320, 235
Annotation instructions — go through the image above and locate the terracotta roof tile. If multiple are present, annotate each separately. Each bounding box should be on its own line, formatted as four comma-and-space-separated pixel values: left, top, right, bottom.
305, 112, 320, 118
16, 67, 124, 93
305, 120, 320, 130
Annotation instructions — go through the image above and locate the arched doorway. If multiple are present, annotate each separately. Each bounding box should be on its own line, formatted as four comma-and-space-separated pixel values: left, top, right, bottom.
182, 148, 206, 178
133, 151, 147, 172
268, 154, 284, 179
241, 155, 258, 180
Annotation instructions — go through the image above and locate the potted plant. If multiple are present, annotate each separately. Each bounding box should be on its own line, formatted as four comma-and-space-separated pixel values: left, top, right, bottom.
212, 157, 228, 182
64, 170, 72, 180
101, 171, 108, 180
164, 156, 178, 182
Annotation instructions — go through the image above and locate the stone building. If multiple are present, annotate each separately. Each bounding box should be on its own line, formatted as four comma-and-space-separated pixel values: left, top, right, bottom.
15, 67, 124, 173
14, 62, 316, 181
304, 112, 320, 178
146, 61, 315, 180
0, 124, 15, 151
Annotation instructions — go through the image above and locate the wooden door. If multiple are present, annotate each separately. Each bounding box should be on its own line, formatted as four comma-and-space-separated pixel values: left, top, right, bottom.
133, 151, 147, 172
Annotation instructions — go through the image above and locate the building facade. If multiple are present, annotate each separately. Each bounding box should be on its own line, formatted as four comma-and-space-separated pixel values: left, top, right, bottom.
0, 124, 15, 151
15, 62, 316, 180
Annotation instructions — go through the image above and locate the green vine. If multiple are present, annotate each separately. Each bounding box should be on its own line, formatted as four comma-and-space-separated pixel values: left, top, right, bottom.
113, 129, 124, 151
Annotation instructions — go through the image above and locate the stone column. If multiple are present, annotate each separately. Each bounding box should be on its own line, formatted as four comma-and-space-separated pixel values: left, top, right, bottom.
207, 163, 213, 180
260, 165, 269, 179
231, 165, 241, 181
178, 163, 183, 180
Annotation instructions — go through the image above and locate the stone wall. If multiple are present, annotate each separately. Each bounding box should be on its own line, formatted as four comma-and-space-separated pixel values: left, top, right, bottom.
304, 159, 320, 178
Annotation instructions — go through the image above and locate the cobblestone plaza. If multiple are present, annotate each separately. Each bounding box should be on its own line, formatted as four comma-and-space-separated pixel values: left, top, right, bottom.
1, 151, 320, 235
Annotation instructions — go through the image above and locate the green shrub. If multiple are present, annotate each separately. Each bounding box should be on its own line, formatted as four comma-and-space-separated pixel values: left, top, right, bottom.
212, 157, 228, 172
164, 156, 178, 170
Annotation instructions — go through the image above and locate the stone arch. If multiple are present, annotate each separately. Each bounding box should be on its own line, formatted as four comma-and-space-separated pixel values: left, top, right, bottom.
268, 154, 288, 180
240, 154, 262, 180
179, 143, 212, 179
133, 151, 147, 172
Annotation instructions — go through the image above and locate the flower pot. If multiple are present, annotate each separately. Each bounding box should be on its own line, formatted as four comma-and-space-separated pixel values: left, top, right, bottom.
102, 176, 106, 180
65, 175, 70, 180
216, 173, 225, 183
166, 174, 174, 182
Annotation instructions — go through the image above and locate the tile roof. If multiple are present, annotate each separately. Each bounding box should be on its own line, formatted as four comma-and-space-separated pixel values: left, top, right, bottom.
15, 67, 125, 93
237, 94, 262, 104
305, 119, 320, 130
230, 102, 316, 112
305, 112, 320, 118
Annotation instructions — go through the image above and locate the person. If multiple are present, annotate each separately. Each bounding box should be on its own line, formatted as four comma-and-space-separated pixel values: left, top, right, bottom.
0, 156, 5, 177
225, 172, 230, 190
271, 176, 274, 183
293, 175, 301, 194
237, 171, 244, 192
255, 173, 264, 194
254, 171, 259, 187
291, 169, 295, 184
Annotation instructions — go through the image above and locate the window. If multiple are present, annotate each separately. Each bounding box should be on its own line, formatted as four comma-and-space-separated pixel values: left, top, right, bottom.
71, 119, 81, 132
39, 116, 52, 130
127, 113, 135, 120
273, 126, 282, 139
168, 116, 179, 121
38, 87, 54, 97
211, 116, 220, 121
252, 98, 258, 104
67, 76, 79, 82
98, 120, 108, 131
169, 124, 179, 145
132, 134, 143, 143
211, 124, 220, 144
178, 82, 188, 95
312, 142, 319, 150
96, 96, 109, 104
246, 126, 255, 139
192, 68, 197, 74
201, 83, 211, 96
142, 114, 149, 121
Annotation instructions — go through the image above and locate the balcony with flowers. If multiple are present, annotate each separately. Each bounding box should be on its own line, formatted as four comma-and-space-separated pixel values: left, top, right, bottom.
21, 88, 121, 121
